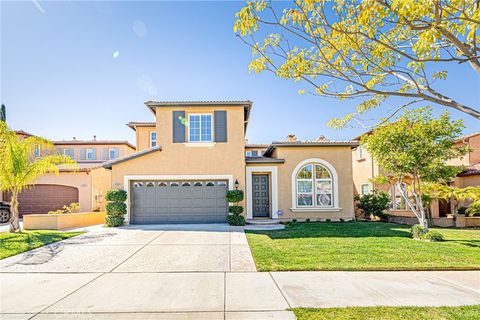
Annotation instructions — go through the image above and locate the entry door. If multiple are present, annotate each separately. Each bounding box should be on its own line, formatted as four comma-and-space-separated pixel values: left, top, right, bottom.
252, 174, 270, 218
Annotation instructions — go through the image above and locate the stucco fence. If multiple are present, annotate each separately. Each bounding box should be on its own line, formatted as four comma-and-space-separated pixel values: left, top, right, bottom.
388, 215, 480, 228
24, 212, 106, 230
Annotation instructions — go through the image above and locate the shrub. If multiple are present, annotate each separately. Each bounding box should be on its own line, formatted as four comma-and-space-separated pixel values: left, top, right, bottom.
226, 190, 244, 203
466, 202, 480, 217
354, 190, 390, 219
47, 202, 80, 215
105, 189, 126, 227
457, 206, 467, 215
105, 189, 127, 202
106, 215, 125, 228
105, 202, 127, 215
411, 224, 426, 240
292, 219, 297, 223
228, 205, 244, 215
306, 218, 310, 223
325, 218, 331, 222
227, 213, 245, 226
422, 230, 444, 242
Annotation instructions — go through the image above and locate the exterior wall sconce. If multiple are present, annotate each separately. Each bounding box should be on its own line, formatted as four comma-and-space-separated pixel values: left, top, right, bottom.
234, 179, 239, 190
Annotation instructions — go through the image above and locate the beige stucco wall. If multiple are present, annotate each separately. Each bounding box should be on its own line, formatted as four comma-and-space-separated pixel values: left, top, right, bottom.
55, 144, 135, 161
111, 105, 246, 202
91, 168, 112, 211
351, 145, 378, 196
34, 172, 93, 212
136, 126, 156, 152
269, 146, 355, 221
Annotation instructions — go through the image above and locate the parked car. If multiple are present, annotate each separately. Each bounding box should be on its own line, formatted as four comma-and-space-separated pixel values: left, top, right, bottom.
0, 201, 11, 223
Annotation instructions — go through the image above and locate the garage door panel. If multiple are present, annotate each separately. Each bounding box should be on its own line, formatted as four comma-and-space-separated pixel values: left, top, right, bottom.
131, 180, 228, 224
2, 184, 79, 217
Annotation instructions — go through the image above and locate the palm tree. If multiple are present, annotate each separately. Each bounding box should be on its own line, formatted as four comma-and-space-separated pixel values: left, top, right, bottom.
0, 122, 76, 232
0, 104, 5, 122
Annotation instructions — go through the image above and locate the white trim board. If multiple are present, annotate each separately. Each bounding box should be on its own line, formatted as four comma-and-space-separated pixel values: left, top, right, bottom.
122, 174, 234, 224
246, 166, 279, 220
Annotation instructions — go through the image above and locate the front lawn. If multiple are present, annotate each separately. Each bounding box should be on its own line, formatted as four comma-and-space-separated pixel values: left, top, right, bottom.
0, 230, 83, 259
293, 305, 480, 320
245, 222, 480, 271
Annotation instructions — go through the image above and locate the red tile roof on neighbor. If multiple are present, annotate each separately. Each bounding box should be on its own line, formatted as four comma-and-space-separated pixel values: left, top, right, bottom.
263, 139, 359, 157
245, 143, 270, 148
457, 162, 480, 177
14, 130, 35, 137
53, 139, 135, 150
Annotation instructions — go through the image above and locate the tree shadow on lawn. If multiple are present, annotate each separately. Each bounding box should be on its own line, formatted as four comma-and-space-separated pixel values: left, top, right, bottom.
246, 222, 412, 239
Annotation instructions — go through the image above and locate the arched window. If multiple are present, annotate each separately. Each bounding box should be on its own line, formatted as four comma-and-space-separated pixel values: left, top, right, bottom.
291, 158, 338, 209
296, 163, 333, 207
389, 184, 407, 210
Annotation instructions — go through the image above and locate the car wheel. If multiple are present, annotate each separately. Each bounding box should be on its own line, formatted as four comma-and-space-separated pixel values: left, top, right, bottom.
0, 208, 10, 223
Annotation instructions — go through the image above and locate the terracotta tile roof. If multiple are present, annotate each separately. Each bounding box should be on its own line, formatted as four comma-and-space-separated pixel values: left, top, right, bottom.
263, 140, 358, 157
14, 130, 35, 137
53, 140, 135, 149
143, 100, 253, 131
457, 162, 480, 177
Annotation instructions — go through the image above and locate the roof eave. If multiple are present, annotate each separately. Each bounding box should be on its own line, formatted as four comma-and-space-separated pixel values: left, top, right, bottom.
103, 146, 162, 170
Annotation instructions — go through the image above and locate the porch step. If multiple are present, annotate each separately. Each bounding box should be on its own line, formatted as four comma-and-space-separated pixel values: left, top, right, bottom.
246, 219, 281, 225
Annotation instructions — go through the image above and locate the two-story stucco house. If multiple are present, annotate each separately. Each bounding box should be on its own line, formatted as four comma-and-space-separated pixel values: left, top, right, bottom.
103, 101, 358, 225
352, 132, 480, 226
0, 132, 135, 217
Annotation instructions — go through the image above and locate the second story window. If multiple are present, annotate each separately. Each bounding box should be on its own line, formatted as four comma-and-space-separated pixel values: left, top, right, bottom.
252, 150, 258, 157
246, 151, 252, 157
109, 148, 116, 160
358, 145, 364, 159
150, 131, 157, 148
63, 148, 71, 157
34, 145, 41, 157
86, 148, 95, 160
189, 114, 212, 142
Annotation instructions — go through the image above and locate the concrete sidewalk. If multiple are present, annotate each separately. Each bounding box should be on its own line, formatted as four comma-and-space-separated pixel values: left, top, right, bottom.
1, 225, 479, 319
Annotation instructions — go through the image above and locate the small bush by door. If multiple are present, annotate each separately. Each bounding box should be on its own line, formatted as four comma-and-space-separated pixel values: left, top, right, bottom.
226, 189, 245, 226
105, 189, 127, 227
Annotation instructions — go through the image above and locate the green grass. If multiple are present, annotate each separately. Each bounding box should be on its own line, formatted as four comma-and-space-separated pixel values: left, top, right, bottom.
293, 305, 480, 320
245, 222, 480, 271
0, 230, 83, 259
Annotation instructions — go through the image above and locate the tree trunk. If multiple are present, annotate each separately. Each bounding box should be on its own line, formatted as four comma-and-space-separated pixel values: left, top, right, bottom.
397, 182, 429, 231
9, 191, 20, 233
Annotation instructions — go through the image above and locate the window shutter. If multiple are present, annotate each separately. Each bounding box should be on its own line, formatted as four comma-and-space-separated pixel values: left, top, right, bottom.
80, 147, 85, 160
173, 111, 186, 143
115, 147, 120, 158
70, 147, 74, 158
92, 148, 97, 160
214, 110, 227, 142
103, 147, 108, 160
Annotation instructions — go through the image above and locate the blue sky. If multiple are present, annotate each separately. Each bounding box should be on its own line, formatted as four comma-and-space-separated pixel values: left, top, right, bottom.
1, 1, 479, 145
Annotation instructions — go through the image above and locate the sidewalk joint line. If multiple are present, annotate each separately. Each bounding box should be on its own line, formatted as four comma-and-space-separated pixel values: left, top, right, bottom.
269, 272, 292, 309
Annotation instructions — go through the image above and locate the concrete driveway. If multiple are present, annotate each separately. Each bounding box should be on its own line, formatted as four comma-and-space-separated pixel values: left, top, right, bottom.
1, 224, 479, 320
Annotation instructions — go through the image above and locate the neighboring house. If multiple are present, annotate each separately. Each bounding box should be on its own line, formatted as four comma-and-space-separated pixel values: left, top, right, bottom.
352, 132, 480, 226
0, 133, 135, 216
103, 100, 358, 225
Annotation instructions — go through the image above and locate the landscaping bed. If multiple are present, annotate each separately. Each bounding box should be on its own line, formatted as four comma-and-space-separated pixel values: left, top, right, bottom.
245, 222, 480, 271
293, 305, 480, 320
0, 230, 83, 259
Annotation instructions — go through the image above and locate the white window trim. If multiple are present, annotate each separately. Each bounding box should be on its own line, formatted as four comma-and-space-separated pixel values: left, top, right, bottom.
63, 148, 70, 156
86, 148, 94, 160
246, 166, 278, 220
188, 113, 213, 143
291, 158, 340, 211
123, 174, 234, 224
361, 183, 369, 195
150, 131, 157, 148
390, 183, 409, 211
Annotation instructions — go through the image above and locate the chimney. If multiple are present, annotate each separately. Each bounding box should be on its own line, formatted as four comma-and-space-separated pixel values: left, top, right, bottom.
73, 137, 76, 141
93, 135, 97, 141
286, 134, 297, 142
314, 135, 327, 142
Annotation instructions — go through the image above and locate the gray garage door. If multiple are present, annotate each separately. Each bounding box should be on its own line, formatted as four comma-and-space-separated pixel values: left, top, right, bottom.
131, 180, 228, 224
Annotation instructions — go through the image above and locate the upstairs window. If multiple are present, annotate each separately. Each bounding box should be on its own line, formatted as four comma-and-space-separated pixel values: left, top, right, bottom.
251, 150, 259, 156
246, 151, 252, 157
189, 114, 212, 142
109, 148, 117, 160
358, 145, 364, 159
150, 131, 157, 148
34, 145, 41, 157
86, 148, 95, 160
